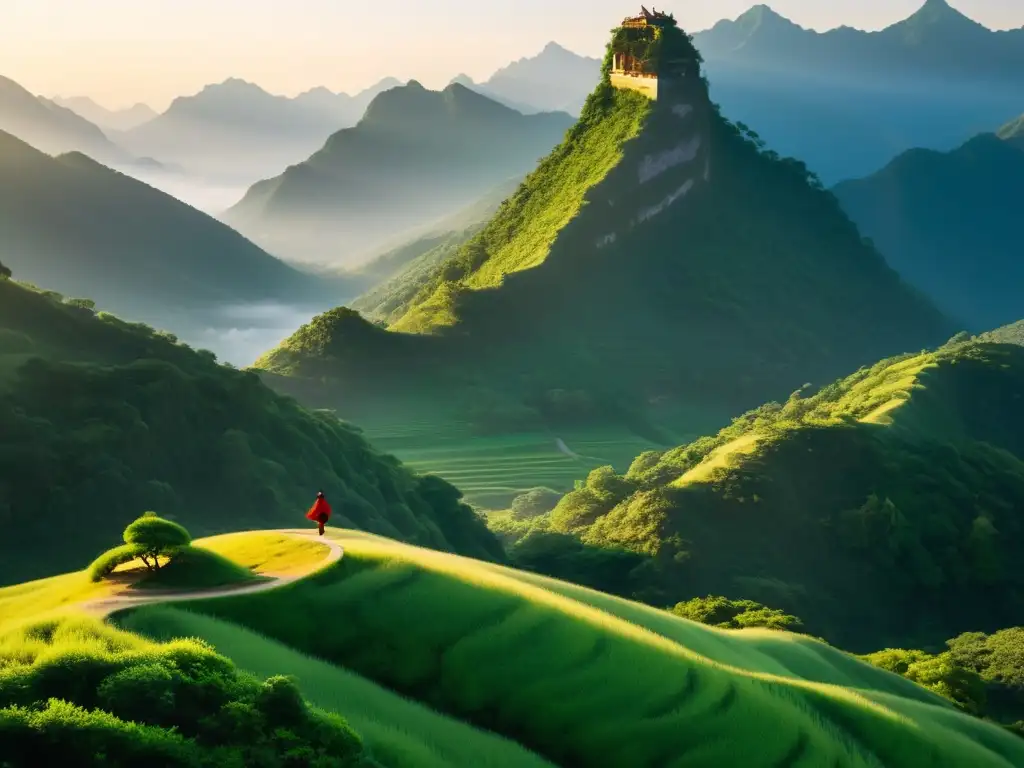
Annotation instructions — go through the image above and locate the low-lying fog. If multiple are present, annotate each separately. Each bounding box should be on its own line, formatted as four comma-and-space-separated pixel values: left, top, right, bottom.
125, 167, 249, 216
179, 302, 329, 368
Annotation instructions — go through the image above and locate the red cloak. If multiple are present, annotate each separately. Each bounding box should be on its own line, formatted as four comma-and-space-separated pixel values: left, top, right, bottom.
305, 496, 332, 523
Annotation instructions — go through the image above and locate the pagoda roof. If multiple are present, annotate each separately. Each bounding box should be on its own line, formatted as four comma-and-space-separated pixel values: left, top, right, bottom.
622, 5, 673, 26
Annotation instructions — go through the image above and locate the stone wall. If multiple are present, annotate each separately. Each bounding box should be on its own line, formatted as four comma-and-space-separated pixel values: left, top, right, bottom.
610, 72, 659, 100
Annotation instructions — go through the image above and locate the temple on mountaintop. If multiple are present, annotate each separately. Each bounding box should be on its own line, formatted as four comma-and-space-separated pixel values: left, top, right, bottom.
610, 6, 694, 100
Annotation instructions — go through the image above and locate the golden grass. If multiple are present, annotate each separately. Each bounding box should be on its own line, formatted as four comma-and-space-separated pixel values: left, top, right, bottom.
192, 531, 331, 578
671, 432, 763, 486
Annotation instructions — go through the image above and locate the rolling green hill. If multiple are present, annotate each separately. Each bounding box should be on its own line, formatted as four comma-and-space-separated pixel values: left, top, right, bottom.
513, 339, 1024, 652
224, 82, 573, 266
833, 133, 1024, 332
0, 277, 504, 586
255, 16, 952, 447
0, 130, 347, 336
116, 530, 1024, 768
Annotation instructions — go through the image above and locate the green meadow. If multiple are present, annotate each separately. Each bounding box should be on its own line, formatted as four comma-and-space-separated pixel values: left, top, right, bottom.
118, 530, 1024, 768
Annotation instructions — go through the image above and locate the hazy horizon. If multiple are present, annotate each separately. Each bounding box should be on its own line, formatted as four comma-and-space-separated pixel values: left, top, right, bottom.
4, 0, 1022, 112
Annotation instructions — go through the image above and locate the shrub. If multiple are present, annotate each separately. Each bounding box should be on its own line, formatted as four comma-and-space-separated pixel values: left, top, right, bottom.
88, 543, 148, 582
64, 298, 97, 312
0, 617, 367, 767
510, 488, 562, 520
0, 260, 10, 280
669, 595, 805, 632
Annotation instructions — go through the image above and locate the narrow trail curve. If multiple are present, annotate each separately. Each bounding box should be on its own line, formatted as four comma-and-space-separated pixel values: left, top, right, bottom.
81, 529, 343, 619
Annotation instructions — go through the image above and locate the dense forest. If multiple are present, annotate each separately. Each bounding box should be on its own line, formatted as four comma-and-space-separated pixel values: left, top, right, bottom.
0, 275, 504, 585
494, 339, 1024, 651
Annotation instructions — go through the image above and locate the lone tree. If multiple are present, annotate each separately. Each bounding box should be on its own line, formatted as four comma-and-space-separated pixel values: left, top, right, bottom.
88, 512, 193, 581
0, 259, 10, 280
124, 512, 191, 570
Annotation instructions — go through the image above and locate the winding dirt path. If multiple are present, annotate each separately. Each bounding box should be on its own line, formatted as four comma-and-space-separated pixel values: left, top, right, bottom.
81, 530, 342, 619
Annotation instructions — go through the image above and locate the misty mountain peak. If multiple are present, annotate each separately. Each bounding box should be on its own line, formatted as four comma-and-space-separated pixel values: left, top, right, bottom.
735, 4, 801, 33
449, 73, 475, 87
893, 0, 987, 35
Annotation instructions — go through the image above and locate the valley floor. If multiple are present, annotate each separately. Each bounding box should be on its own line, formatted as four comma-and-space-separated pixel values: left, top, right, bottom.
357, 406, 732, 510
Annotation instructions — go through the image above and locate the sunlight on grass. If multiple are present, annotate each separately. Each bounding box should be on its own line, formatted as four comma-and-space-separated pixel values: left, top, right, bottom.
193, 531, 331, 577
0, 571, 112, 633
672, 432, 763, 486
134, 529, 1024, 768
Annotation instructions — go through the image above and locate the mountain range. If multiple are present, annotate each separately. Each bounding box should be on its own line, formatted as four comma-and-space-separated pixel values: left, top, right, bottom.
454, 2, 1024, 184
224, 82, 574, 266
0, 75, 123, 162
117, 77, 405, 186
695, 0, 1024, 83
833, 131, 1024, 333
51, 96, 157, 132
455, 42, 603, 116
0, 130, 345, 339
254, 20, 953, 438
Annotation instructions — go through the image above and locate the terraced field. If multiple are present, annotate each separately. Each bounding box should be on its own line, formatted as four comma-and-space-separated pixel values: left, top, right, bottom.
362, 418, 663, 510
357, 403, 731, 510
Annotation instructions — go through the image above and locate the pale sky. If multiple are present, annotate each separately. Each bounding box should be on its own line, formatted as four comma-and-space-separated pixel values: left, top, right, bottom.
3, 0, 1022, 110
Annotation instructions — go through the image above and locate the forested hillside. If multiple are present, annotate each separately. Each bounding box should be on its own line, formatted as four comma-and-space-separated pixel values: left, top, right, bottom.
0, 277, 504, 585
500, 339, 1024, 651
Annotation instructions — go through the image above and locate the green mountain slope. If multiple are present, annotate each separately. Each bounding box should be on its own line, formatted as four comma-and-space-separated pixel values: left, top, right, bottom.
0, 130, 346, 334
224, 82, 574, 266
833, 133, 1024, 332
526, 339, 1024, 651
255, 16, 952, 435
0, 278, 504, 585
349, 175, 520, 322
120, 530, 1024, 768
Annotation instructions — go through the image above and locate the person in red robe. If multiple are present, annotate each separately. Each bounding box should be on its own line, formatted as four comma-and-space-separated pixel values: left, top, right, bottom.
305, 490, 332, 536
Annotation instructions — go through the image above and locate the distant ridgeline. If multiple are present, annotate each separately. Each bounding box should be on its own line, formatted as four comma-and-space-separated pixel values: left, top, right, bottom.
255, 8, 952, 434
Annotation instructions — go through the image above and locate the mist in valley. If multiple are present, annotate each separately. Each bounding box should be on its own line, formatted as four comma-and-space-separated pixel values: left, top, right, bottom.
185, 301, 330, 368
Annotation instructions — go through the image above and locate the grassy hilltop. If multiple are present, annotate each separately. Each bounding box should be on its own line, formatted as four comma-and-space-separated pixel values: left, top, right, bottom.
0, 276, 503, 585
503, 338, 1024, 651
115, 530, 1024, 768
255, 17, 952, 460
3, 527, 1022, 766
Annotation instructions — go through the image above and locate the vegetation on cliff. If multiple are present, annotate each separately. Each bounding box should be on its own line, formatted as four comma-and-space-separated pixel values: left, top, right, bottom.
255, 20, 951, 435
